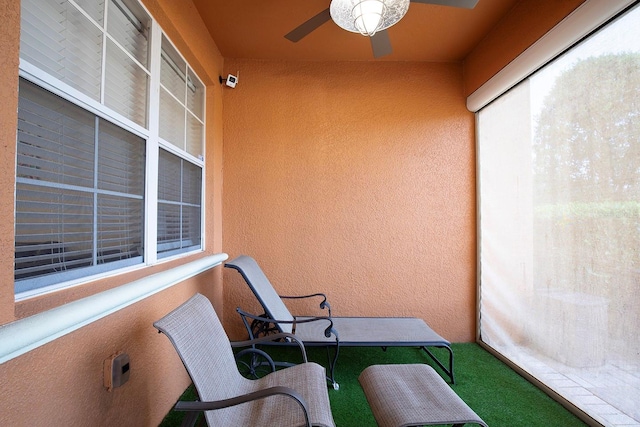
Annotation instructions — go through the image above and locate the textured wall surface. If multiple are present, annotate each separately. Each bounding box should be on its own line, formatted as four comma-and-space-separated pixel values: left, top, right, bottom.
221, 59, 477, 342
0, 0, 20, 326
0, 0, 225, 425
0, 279, 216, 426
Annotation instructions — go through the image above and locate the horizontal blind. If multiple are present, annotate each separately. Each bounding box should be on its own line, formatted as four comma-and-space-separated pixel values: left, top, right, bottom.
21, 0, 151, 128
103, 0, 150, 127
17, 0, 205, 295
182, 161, 202, 251
104, 38, 149, 127
97, 119, 145, 194
73, 0, 106, 24
97, 118, 145, 265
97, 195, 144, 264
107, 0, 150, 67
186, 113, 204, 158
15, 185, 94, 285
20, 0, 103, 101
17, 83, 95, 188
15, 79, 145, 293
186, 69, 204, 120
160, 41, 186, 102
159, 35, 204, 158
157, 149, 183, 255
157, 149, 202, 258
159, 89, 186, 149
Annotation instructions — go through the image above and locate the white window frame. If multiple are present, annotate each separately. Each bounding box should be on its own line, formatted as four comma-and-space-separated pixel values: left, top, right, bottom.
16, 0, 206, 300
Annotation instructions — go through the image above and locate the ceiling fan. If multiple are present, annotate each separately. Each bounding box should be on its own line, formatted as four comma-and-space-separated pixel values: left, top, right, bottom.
285, 0, 479, 58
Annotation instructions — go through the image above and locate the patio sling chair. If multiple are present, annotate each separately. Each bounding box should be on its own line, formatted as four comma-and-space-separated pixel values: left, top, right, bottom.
225, 255, 455, 389
153, 293, 336, 427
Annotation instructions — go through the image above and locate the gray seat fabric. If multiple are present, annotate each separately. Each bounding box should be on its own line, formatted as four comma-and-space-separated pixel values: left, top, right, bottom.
359, 364, 488, 427
154, 293, 335, 427
225, 255, 455, 385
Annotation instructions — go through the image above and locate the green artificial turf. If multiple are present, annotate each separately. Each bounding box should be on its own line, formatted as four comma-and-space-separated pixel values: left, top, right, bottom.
159, 343, 588, 427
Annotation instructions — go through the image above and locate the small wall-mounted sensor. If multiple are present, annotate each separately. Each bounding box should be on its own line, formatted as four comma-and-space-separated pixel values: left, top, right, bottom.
104, 352, 130, 391
219, 73, 238, 88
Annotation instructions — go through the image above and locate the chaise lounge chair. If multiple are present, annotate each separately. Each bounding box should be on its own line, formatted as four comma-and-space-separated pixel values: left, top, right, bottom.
225, 255, 454, 389
154, 293, 336, 427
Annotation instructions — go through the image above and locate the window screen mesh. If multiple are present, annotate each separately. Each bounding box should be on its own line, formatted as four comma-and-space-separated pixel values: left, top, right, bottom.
477, 5, 640, 424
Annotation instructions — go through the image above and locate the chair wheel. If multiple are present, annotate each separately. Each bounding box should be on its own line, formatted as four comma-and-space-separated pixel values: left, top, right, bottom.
235, 348, 275, 379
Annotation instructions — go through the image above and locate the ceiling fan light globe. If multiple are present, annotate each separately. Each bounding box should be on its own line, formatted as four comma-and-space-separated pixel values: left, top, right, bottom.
353, 0, 386, 36
330, 0, 410, 36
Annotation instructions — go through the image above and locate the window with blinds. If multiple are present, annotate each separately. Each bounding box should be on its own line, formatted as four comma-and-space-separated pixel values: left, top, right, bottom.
17, 0, 205, 297
15, 79, 145, 293
160, 36, 204, 158
20, 0, 150, 127
157, 149, 202, 259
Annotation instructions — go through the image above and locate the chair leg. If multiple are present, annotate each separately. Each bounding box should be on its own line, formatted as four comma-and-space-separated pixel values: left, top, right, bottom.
325, 344, 340, 390
421, 345, 455, 384
179, 411, 200, 427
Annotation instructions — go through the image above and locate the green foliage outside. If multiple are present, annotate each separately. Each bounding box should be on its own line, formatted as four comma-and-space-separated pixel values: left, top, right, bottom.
531, 53, 640, 360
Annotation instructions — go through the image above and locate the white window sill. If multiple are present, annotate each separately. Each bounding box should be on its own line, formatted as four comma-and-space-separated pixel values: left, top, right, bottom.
0, 253, 228, 364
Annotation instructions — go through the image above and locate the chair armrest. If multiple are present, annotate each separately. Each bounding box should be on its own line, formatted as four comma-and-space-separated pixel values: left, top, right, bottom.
236, 307, 336, 340
279, 293, 332, 316
175, 386, 311, 427
231, 332, 308, 362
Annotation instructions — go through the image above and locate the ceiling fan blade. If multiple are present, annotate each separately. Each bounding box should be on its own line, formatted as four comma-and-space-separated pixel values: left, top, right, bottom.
410, 0, 479, 8
371, 30, 393, 59
284, 8, 332, 42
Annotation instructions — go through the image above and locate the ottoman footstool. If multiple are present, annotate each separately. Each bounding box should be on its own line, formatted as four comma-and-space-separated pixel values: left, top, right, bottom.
358, 364, 488, 427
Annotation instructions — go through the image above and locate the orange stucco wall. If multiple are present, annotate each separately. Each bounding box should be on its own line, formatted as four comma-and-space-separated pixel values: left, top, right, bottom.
221, 59, 478, 342
0, 0, 225, 425
0, 0, 20, 327
220, 0, 589, 344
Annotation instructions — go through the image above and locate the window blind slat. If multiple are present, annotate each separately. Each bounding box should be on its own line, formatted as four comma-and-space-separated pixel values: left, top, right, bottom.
98, 118, 146, 195
158, 149, 181, 202
159, 89, 185, 148
157, 203, 181, 248
186, 113, 203, 158
74, 0, 105, 25
107, 0, 149, 67
104, 40, 148, 127
21, 0, 103, 101
157, 149, 202, 259
182, 160, 202, 205
97, 195, 143, 264
186, 68, 204, 120
18, 81, 96, 187
160, 39, 186, 102
15, 184, 94, 281
15, 78, 146, 291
